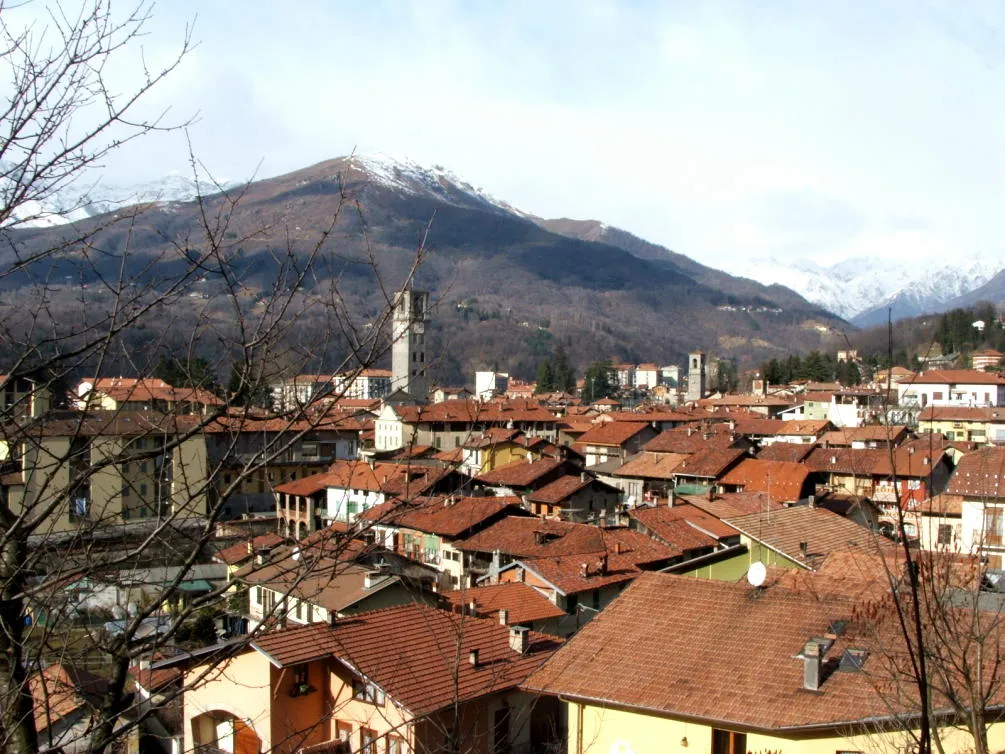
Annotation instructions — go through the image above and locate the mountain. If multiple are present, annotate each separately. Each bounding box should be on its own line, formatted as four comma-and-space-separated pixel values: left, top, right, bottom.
722, 254, 1004, 324
1, 154, 848, 383
4, 171, 238, 228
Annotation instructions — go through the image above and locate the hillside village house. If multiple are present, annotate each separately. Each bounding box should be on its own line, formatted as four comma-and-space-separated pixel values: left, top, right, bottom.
1, 412, 210, 534
183, 604, 561, 754
524, 474, 622, 522
274, 459, 461, 535
374, 399, 558, 453
458, 427, 557, 477
443, 582, 567, 635
574, 421, 658, 468
898, 369, 1005, 409
634, 363, 660, 390
523, 571, 1005, 754
950, 447, 1005, 567
75, 377, 223, 415
358, 494, 528, 588
972, 348, 1004, 371
919, 405, 1005, 444
332, 368, 392, 400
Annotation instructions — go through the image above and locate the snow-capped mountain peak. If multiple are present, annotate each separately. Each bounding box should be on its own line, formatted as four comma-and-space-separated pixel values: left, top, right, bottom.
346, 152, 528, 218
725, 253, 1005, 323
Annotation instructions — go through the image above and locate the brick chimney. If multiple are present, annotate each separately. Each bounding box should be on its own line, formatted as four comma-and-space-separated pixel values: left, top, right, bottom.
499, 609, 509, 625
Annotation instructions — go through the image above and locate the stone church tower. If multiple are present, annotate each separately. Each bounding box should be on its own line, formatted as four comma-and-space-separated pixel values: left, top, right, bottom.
686, 351, 706, 403
391, 288, 430, 398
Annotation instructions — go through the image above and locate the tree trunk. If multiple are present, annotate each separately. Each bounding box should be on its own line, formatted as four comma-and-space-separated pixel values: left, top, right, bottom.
0, 523, 37, 754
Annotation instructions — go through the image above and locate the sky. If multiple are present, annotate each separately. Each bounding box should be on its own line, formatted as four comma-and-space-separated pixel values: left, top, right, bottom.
13, 0, 1005, 268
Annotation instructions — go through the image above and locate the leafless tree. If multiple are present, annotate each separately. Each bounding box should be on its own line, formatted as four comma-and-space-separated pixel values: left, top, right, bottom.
0, 3, 432, 753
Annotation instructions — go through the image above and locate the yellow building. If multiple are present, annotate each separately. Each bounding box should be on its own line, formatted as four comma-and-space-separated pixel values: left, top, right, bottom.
919, 405, 1005, 444
524, 571, 1005, 754
183, 603, 562, 754
2, 411, 210, 533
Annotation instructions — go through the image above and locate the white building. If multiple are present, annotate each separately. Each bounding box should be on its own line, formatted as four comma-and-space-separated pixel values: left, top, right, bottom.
898, 369, 1005, 409
634, 364, 660, 390
333, 368, 392, 400
475, 371, 509, 401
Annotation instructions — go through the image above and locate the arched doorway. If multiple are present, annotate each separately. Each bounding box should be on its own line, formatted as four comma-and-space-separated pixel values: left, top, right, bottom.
191, 710, 262, 754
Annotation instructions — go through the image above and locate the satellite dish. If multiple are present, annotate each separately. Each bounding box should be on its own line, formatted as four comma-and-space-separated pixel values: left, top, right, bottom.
747, 561, 766, 588
291, 547, 301, 562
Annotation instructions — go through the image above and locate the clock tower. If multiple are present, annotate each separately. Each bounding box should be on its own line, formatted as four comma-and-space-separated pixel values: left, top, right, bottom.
391, 288, 430, 398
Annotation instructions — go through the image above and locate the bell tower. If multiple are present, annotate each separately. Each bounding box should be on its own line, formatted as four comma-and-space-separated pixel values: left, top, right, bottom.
391, 288, 430, 398
686, 351, 706, 403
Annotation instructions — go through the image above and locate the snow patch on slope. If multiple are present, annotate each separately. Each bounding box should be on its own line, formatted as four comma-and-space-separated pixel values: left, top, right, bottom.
347, 152, 529, 218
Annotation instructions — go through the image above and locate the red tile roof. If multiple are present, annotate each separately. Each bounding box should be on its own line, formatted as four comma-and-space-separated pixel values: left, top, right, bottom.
574, 421, 652, 447
275, 460, 451, 498
725, 505, 890, 569
642, 425, 741, 454
910, 369, 1005, 385
357, 495, 522, 538
628, 505, 727, 550
252, 604, 561, 715
474, 457, 565, 488
804, 446, 945, 478
946, 446, 1005, 498
718, 458, 810, 502
443, 582, 566, 625
523, 572, 930, 731
919, 406, 1005, 422
390, 399, 558, 425
683, 491, 784, 518
756, 442, 815, 462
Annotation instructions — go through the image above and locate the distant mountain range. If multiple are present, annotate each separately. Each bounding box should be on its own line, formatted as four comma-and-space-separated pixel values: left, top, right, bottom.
2, 154, 850, 382
723, 254, 1005, 326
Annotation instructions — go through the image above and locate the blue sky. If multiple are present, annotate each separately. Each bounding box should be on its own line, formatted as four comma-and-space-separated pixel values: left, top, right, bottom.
30, 1, 1005, 267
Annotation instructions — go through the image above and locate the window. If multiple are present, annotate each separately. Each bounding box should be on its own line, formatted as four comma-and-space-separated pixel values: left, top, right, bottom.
140, 461, 147, 473
353, 679, 385, 706
938, 524, 953, 546
711, 729, 746, 754
255, 586, 262, 605
290, 663, 312, 696
139, 483, 147, 497
294, 599, 303, 621
387, 735, 405, 754
933, 391, 943, 400
360, 728, 377, 754
122, 485, 131, 498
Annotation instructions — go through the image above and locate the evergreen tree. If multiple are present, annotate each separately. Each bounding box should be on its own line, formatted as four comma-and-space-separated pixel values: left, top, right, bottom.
535, 359, 555, 393
583, 361, 615, 402
553, 345, 575, 393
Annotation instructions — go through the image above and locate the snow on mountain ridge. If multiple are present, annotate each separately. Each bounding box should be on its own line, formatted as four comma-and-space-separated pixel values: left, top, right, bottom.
725, 254, 1004, 321
5, 171, 236, 229
346, 153, 529, 218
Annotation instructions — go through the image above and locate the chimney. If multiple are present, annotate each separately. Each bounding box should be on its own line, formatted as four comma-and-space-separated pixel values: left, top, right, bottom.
614, 541, 622, 555
808, 494, 815, 509
799, 541, 809, 557
580, 472, 587, 482
367, 458, 376, 470
707, 486, 715, 502
599, 553, 608, 574
364, 570, 384, 588
246, 539, 254, 555
468, 600, 477, 616
509, 625, 530, 654
803, 640, 822, 691
580, 562, 589, 578
499, 608, 509, 625
669, 489, 676, 507
469, 649, 480, 667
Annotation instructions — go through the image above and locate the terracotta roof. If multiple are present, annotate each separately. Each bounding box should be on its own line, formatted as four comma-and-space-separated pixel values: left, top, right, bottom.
919, 406, 1005, 422
683, 491, 784, 519
699, 394, 796, 408
252, 604, 560, 715
803, 446, 945, 478
909, 369, 1005, 385
611, 452, 688, 480
214, 533, 285, 566
604, 409, 694, 423
30, 663, 108, 731
462, 428, 523, 449
718, 458, 810, 502
776, 419, 831, 436
724, 505, 889, 569
443, 582, 566, 625
667, 446, 746, 479
522, 572, 919, 731
574, 421, 652, 447
474, 457, 565, 488
766, 551, 897, 602
642, 425, 740, 454
819, 426, 909, 445
525, 475, 593, 504
629, 503, 733, 549
757, 442, 815, 462
918, 492, 964, 517
390, 399, 558, 425
456, 518, 606, 557
357, 495, 522, 538
946, 447, 1005, 498
131, 663, 182, 694
275, 460, 451, 498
